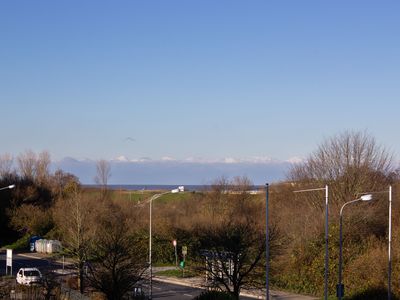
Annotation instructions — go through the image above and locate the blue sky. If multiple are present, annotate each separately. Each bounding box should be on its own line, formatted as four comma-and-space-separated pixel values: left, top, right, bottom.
1, 1, 400, 184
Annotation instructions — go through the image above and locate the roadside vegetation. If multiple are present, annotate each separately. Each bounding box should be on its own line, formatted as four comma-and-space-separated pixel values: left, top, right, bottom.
0, 131, 400, 299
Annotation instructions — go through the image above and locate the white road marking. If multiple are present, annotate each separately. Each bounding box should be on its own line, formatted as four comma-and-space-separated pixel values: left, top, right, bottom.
184, 294, 193, 297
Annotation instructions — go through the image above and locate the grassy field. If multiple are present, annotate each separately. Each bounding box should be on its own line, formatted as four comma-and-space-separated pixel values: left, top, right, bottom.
83, 187, 198, 204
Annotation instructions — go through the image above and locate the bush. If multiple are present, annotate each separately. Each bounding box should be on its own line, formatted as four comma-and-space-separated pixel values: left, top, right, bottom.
346, 287, 400, 300
3, 234, 30, 250
194, 290, 236, 300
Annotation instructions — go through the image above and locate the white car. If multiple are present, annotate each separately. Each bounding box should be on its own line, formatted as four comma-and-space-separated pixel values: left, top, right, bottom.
16, 268, 42, 285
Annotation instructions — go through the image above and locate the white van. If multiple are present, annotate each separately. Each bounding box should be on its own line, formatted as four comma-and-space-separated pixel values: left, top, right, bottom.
16, 268, 42, 285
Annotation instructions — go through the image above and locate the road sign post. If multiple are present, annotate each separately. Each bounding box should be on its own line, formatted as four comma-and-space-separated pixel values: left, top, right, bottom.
6, 249, 12, 276
181, 246, 188, 277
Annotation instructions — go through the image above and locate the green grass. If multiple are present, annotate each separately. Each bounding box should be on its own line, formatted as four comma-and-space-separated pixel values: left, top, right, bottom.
155, 192, 192, 203
2, 234, 29, 250
83, 188, 195, 204
109, 189, 194, 204
156, 268, 196, 278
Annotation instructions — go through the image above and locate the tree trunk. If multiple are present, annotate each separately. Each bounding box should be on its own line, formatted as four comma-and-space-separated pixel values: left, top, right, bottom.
79, 268, 84, 294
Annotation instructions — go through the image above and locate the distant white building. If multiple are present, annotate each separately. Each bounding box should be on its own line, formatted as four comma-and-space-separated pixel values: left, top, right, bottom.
171, 186, 185, 193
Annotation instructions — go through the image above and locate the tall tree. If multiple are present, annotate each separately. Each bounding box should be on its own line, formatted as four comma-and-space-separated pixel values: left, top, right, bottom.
36, 151, 51, 185
0, 153, 14, 178
16, 150, 51, 185
94, 159, 111, 196
86, 203, 148, 300
53, 184, 94, 293
17, 150, 37, 180
289, 131, 396, 206
284, 131, 398, 295
194, 177, 280, 299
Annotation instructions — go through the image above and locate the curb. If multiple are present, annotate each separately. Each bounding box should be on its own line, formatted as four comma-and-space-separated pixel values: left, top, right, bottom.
153, 276, 262, 299
16, 253, 75, 270
17, 253, 45, 260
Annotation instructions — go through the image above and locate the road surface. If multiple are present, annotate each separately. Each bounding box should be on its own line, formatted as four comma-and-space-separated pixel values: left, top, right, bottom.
0, 251, 317, 299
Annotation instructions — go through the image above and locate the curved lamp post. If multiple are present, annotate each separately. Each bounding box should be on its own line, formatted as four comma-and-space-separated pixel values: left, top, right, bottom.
388, 186, 392, 300
149, 188, 182, 299
294, 185, 329, 300
0, 184, 15, 191
338, 194, 373, 300
265, 183, 269, 300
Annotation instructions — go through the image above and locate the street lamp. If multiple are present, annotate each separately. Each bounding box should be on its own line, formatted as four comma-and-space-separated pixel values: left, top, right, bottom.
0, 184, 15, 191
294, 185, 329, 300
172, 239, 178, 267
388, 186, 393, 300
149, 188, 182, 299
338, 194, 373, 300
265, 183, 269, 300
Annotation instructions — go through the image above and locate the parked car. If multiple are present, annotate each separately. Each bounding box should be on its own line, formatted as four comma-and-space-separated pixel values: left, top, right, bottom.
16, 268, 42, 285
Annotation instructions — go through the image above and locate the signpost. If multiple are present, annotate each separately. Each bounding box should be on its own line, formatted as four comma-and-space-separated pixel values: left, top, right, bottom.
6, 249, 12, 275
182, 246, 187, 258
181, 246, 188, 277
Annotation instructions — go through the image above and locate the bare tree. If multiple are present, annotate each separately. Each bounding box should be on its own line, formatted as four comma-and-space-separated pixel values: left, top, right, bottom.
53, 184, 94, 293
17, 150, 37, 180
52, 169, 80, 198
281, 131, 397, 296
194, 177, 280, 299
197, 221, 267, 299
0, 153, 14, 178
94, 159, 111, 195
86, 203, 148, 300
289, 131, 396, 206
16, 150, 51, 184
36, 150, 51, 185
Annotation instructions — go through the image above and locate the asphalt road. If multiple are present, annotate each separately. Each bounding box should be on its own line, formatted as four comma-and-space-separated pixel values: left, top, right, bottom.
0, 251, 316, 299
151, 281, 203, 299
0, 251, 73, 276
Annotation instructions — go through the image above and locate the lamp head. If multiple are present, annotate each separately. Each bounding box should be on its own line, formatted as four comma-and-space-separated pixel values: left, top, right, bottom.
360, 194, 373, 201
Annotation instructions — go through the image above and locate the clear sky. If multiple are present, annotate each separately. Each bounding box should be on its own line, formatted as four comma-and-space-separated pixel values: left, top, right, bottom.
1, 1, 400, 183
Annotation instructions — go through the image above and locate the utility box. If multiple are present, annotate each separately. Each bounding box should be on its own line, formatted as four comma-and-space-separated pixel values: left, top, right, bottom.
35, 239, 62, 254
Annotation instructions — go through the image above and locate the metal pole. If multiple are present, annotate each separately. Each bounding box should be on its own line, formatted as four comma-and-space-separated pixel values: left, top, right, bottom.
294, 185, 329, 299
324, 185, 329, 300
338, 210, 343, 300
266, 183, 270, 300
147, 191, 173, 300
338, 198, 364, 300
388, 185, 392, 300
149, 195, 153, 299
174, 245, 178, 267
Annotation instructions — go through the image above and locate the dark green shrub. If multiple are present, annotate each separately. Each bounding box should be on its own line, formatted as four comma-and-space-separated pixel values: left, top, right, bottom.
346, 287, 400, 300
194, 290, 236, 300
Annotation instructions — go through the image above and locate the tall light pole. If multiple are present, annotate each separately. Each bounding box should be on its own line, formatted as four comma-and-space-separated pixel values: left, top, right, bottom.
294, 185, 329, 300
338, 194, 373, 300
265, 183, 269, 300
0, 184, 15, 191
149, 188, 182, 300
388, 186, 392, 300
